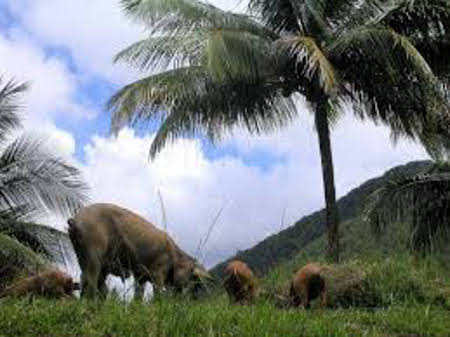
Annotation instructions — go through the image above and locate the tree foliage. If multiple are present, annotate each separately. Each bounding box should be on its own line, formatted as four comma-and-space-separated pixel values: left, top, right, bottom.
0, 77, 90, 287
110, 0, 450, 157
365, 160, 450, 250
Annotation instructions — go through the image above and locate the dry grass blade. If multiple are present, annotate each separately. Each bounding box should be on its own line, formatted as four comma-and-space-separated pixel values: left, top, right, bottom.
195, 205, 224, 263
157, 189, 168, 233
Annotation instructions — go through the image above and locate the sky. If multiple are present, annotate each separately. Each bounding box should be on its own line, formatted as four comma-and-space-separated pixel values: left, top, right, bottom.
0, 0, 429, 268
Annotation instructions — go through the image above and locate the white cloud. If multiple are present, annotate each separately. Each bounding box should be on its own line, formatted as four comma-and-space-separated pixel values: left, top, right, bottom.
0, 31, 95, 124
5, 0, 247, 84
6, 0, 144, 83
40, 124, 77, 157
209, 0, 248, 12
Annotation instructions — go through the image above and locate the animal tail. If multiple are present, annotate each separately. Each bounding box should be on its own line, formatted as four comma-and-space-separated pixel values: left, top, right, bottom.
67, 218, 86, 270
67, 219, 79, 253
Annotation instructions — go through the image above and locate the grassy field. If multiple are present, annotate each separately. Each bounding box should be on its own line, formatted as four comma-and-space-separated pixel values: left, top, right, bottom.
1, 250, 450, 337
2, 219, 449, 337
1, 295, 450, 337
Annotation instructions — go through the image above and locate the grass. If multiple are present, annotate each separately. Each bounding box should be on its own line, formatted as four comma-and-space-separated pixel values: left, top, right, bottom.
2, 218, 450, 336
262, 218, 450, 308
1, 250, 450, 337
1, 296, 450, 337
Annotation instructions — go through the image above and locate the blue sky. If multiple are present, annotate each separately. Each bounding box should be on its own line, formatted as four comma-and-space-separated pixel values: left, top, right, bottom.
0, 0, 429, 268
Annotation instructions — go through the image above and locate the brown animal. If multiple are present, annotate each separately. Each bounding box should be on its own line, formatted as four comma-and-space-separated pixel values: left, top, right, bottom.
289, 263, 327, 309
67, 203, 211, 299
224, 260, 257, 303
1, 269, 79, 299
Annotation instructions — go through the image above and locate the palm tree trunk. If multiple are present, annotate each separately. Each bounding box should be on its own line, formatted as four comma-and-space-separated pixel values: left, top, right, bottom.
315, 100, 340, 263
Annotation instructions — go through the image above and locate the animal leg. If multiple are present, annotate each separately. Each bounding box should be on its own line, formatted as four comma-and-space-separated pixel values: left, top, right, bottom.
134, 280, 146, 301
289, 285, 302, 307
302, 291, 310, 309
320, 288, 327, 308
97, 270, 108, 299
81, 258, 101, 299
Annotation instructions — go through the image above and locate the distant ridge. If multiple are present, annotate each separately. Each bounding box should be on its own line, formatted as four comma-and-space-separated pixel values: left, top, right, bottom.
210, 160, 432, 278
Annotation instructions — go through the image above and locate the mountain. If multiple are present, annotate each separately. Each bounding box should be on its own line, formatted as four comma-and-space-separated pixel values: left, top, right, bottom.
210, 160, 433, 278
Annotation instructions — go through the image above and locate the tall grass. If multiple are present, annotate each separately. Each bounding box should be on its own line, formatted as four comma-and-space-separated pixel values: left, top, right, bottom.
1, 296, 449, 337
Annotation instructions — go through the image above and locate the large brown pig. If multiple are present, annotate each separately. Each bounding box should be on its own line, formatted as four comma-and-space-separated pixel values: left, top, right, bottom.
67, 203, 211, 299
224, 260, 257, 303
289, 263, 327, 309
1, 269, 79, 299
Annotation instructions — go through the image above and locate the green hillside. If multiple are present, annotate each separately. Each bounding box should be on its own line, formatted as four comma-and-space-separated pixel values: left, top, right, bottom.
210, 160, 434, 278
3, 161, 450, 337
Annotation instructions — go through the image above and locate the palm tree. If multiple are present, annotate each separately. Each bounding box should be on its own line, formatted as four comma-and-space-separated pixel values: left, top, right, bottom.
365, 159, 450, 251
0, 77, 89, 289
109, 0, 450, 262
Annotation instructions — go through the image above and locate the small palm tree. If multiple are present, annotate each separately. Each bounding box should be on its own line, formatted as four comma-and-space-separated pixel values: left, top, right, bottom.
365, 159, 450, 251
109, 0, 450, 262
0, 77, 89, 289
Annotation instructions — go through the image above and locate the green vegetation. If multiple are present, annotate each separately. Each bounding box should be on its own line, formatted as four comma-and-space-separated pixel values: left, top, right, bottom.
0, 232, 49, 291
0, 77, 89, 291
1, 252, 449, 337
365, 160, 450, 251
263, 229, 450, 310
109, 0, 450, 262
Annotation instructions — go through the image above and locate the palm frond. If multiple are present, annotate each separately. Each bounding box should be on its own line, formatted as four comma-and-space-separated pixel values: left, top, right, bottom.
380, 0, 450, 35
115, 28, 275, 85
108, 66, 297, 157
0, 134, 89, 218
1, 221, 74, 266
248, 0, 367, 36
205, 29, 274, 83
249, 0, 330, 35
365, 168, 450, 250
278, 35, 337, 95
249, 0, 303, 33
332, 0, 396, 34
120, 0, 212, 25
149, 84, 297, 157
108, 66, 204, 133
0, 78, 27, 143
331, 26, 450, 150
380, 0, 450, 79
0, 207, 69, 264
119, 0, 274, 39
114, 31, 208, 72
329, 0, 450, 79
321, 0, 371, 27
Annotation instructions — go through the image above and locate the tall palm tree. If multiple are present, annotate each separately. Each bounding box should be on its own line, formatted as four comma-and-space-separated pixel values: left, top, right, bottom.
109, 0, 450, 262
0, 77, 89, 289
